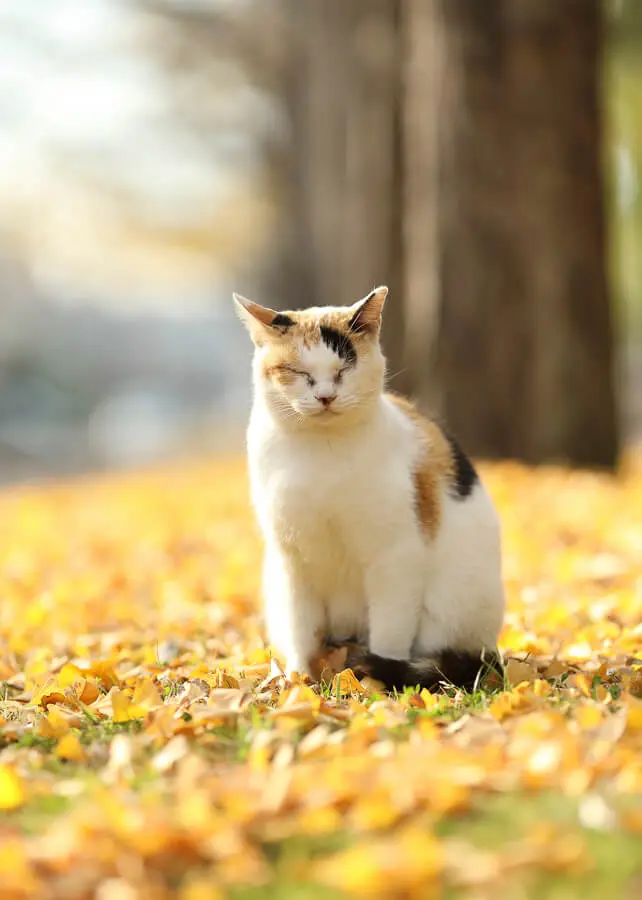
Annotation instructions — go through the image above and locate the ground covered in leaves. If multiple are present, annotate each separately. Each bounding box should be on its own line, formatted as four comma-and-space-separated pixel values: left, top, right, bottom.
1, 456, 642, 900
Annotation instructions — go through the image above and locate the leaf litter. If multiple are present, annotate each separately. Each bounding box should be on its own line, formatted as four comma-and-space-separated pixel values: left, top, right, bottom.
0, 456, 642, 897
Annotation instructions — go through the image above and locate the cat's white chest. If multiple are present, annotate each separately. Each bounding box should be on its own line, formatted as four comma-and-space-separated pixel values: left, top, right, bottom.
252, 418, 407, 557
254, 428, 383, 640
248, 402, 423, 647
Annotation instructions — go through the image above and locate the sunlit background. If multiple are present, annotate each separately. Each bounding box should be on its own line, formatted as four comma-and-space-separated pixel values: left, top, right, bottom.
0, 0, 640, 482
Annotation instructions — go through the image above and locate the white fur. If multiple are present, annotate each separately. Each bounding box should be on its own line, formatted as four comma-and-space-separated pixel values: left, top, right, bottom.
239, 293, 505, 677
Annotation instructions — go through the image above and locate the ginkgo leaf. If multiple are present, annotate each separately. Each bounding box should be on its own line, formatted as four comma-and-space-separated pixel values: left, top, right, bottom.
37, 705, 73, 739
132, 677, 163, 711
56, 733, 87, 762
58, 663, 86, 689
111, 689, 144, 723
32, 677, 66, 709
331, 668, 367, 697
0, 765, 25, 810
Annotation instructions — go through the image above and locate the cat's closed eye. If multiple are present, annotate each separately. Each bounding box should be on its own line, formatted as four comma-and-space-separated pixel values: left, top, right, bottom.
334, 367, 349, 385
281, 366, 315, 387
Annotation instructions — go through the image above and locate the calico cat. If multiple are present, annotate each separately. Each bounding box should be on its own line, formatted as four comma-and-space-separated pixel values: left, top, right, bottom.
234, 286, 504, 692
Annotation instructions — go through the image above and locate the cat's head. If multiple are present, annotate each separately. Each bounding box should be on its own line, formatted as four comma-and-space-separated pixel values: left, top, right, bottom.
234, 287, 388, 426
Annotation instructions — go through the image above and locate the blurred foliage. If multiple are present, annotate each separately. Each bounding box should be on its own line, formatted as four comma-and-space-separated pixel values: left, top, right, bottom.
607, 0, 642, 333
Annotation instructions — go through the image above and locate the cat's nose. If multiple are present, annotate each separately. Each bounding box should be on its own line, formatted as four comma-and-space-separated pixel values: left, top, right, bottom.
316, 392, 336, 408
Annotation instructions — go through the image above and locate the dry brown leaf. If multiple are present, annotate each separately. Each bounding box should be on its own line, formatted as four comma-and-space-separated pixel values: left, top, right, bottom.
504, 658, 539, 687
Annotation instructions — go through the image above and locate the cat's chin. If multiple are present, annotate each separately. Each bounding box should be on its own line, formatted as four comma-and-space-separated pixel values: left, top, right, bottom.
292, 406, 341, 421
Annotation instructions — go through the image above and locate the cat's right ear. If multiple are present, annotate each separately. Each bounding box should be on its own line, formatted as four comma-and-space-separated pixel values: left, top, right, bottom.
233, 294, 294, 345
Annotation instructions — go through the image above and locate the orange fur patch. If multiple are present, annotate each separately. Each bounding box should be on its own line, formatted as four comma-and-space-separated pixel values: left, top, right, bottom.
287, 308, 365, 349
259, 307, 373, 386
386, 394, 455, 540
260, 341, 301, 384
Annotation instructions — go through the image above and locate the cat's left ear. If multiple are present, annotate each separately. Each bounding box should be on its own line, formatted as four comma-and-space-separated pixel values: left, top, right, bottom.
348, 286, 388, 337
233, 294, 294, 344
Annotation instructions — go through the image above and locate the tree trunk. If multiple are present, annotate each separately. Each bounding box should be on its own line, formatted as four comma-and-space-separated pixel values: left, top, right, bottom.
275, 0, 406, 376
281, 0, 618, 467
408, 0, 618, 467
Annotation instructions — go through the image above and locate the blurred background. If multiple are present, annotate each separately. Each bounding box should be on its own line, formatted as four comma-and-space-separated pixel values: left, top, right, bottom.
0, 0, 640, 483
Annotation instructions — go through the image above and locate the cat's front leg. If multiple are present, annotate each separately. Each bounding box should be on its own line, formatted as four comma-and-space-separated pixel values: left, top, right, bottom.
263, 543, 324, 678
364, 538, 425, 660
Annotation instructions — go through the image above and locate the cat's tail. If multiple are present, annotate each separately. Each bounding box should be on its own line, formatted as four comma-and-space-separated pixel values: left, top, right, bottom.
348, 647, 502, 693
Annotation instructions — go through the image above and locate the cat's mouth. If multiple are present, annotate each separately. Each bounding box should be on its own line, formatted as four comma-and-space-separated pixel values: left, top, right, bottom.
315, 406, 341, 419
293, 404, 340, 418
288, 401, 342, 420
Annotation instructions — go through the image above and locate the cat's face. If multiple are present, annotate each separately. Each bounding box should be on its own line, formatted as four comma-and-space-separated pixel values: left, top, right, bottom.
234, 287, 388, 425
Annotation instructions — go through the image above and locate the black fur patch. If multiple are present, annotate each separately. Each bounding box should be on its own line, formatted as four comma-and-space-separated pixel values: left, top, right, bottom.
271, 313, 295, 330
445, 432, 479, 499
347, 647, 502, 693
320, 325, 357, 366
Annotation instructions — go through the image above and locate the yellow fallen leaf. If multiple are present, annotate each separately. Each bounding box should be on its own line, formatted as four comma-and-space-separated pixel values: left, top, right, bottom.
179, 877, 224, 900
419, 687, 441, 708
489, 689, 532, 720
37, 705, 71, 739
570, 673, 594, 697
111, 689, 144, 723
528, 679, 552, 699
132, 677, 163, 711
331, 668, 367, 697
625, 698, 642, 732
56, 733, 87, 762
277, 683, 321, 710
55, 666, 101, 706
58, 662, 86, 689
79, 679, 101, 705
271, 685, 322, 729
88, 660, 120, 688
0, 840, 39, 894
350, 794, 402, 831
32, 677, 66, 709
315, 827, 443, 894
575, 704, 603, 731
0, 765, 25, 810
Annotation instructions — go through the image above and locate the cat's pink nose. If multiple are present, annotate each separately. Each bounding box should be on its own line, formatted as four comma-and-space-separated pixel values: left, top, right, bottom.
317, 393, 336, 408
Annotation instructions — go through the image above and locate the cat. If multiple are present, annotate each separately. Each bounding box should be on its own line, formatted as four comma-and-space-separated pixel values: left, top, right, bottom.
234, 286, 504, 692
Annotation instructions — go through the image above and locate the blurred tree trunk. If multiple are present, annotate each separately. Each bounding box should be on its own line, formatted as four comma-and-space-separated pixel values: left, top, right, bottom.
406, 0, 618, 467
276, 0, 407, 378
282, 0, 618, 467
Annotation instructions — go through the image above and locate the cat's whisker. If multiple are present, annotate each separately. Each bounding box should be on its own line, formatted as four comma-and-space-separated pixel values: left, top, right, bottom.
385, 366, 409, 385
